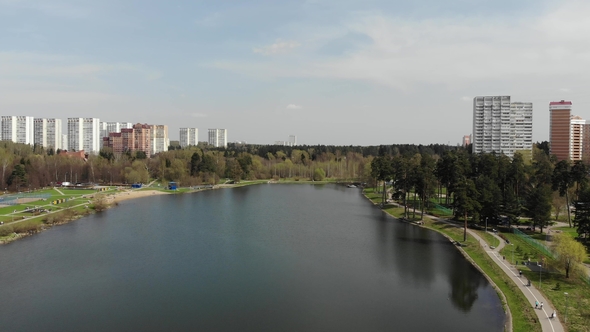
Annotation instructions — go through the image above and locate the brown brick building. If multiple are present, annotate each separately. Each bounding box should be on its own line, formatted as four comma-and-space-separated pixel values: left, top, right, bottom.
549, 100, 572, 161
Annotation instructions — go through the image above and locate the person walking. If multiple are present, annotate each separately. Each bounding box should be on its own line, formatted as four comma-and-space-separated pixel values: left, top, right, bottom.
540, 302, 544, 309
535, 301, 539, 309
519, 270, 522, 278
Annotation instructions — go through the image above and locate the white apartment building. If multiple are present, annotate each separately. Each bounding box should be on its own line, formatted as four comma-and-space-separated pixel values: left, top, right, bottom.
289, 135, 297, 146
68, 118, 101, 153
151, 125, 169, 154
208, 129, 227, 148
100, 121, 133, 138
179, 128, 198, 148
34, 118, 62, 150
61, 134, 68, 151
507, 102, 533, 156
1, 116, 34, 144
472, 96, 532, 158
570, 115, 585, 162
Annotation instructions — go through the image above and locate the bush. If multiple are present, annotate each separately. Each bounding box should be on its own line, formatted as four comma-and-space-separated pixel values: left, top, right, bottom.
313, 168, 326, 181
0, 226, 14, 236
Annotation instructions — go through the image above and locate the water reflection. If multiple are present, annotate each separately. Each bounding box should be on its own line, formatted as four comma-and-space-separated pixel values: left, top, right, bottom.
448, 252, 484, 312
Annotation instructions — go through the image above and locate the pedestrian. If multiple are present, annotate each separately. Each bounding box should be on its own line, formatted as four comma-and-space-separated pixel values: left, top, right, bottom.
535, 301, 538, 309
519, 270, 522, 278
540, 302, 543, 309
503, 256, 505, 260
551, 311, 555, 319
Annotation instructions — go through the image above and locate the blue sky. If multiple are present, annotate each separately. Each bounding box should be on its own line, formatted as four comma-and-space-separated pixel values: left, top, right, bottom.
2, 0, 589, 145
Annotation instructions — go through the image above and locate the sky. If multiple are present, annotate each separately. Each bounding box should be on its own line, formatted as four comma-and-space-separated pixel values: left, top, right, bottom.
2, 0, 590, 145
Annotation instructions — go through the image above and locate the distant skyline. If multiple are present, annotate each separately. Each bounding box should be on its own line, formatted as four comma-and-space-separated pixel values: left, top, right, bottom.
2, 0, 590, 145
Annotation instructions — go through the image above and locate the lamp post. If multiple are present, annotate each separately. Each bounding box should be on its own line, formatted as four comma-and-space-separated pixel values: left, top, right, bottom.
511, 243, 515, 265
538, 263, 542, 289
563, 292, 568, 323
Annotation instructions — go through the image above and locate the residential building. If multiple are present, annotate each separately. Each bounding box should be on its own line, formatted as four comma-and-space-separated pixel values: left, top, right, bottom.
103, 124, 151, 157
289, 135, 297, 146
570, 115, 585, 162
462, 135, 471, 147
549, 100, 573, 161
208, 128, 227, 148
100, 121, 133, 138
150, 125, 169, 154
133, 123, 151, 158
1, 116, 34, 144
61, 134, 68, 151
34, 118, 62, 150
179, 128, 198, 148
583, 123, 590, 163
68, 118, 101, 153
472, 96, 532, 158
508, 102, 533, 156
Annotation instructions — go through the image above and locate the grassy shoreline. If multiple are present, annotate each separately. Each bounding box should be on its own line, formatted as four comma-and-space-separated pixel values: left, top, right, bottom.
362, 187, 540, 332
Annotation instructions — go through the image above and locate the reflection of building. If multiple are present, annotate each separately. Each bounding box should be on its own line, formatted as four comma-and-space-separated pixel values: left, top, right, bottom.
208, 129, 227, 148
34, 118, 62, 150
472, 96, 533, 158
68, 118, 101, 153
550, 100, 572, 161
1, 116, 34, 144
179, 128, 198, 148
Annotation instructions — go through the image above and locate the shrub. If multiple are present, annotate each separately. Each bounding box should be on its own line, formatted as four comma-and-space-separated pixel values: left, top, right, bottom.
0, 226, 14, 236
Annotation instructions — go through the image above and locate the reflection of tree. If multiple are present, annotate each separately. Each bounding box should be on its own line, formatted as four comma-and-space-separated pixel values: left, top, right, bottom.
448, 255, 483, 312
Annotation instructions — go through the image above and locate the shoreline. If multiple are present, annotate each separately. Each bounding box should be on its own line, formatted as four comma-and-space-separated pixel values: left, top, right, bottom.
361, 192, 513, 332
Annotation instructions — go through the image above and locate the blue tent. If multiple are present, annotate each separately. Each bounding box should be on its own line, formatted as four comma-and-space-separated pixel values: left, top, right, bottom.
168, 182, 177, 190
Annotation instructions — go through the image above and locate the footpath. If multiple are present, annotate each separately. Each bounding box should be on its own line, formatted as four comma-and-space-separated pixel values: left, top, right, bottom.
429, 215, 565, 332
381, 196, 565, 332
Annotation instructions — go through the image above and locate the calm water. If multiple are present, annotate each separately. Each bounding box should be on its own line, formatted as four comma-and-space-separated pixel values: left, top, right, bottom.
0, 184, 504, 331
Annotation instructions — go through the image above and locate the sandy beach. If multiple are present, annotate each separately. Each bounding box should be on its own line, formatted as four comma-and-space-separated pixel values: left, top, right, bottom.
107, 190, 169, 204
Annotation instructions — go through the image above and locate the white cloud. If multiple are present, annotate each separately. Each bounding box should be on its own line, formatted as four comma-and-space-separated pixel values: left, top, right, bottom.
286, 104, 302, 109
215, 2, 590, 91
253, 39, 301, 55
191, 112, 208, 118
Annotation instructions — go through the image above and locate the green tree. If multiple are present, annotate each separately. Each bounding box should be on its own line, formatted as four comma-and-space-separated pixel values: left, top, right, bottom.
552, 160, 574, 227
553, 233, 587, 278
190, 152, 201, 176
313, 168, 325, 181
454, 178, 480, 241
525, 184, 552, 232
573, 186, 590, 242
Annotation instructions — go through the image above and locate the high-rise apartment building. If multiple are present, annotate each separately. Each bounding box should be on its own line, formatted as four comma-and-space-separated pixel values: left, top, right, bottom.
462, 135, 471, 147
472, 96, 532, 158
289, 135, 297, 146
68, 118, 101, 153
34, 118, 62, 150
103, 124, 152, 157
208, 129, 227, 148
100, 121, 133, 138
1, 116, 34, 144
150, 125, 169, 154
549, 100, 572, 161
61, 134, 68, 151
133, 124, 152, 158
508, 102, 533, 156
179, 128, 198, 148
570, 115, 585, 162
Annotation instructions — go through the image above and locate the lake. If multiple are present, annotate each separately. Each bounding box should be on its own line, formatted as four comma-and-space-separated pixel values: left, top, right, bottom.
0, 184, 505, 331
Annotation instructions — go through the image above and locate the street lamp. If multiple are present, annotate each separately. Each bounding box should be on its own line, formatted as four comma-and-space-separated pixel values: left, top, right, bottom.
563, 292, 568, 323
511, 244, 515, 265
538, 263, 542, 289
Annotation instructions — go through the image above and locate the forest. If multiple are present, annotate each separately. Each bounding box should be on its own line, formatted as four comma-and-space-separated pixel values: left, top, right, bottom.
1, 140, 590, 241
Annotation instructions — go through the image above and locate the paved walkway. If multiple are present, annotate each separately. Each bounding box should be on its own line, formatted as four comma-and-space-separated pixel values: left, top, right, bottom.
427, 216, 565, 332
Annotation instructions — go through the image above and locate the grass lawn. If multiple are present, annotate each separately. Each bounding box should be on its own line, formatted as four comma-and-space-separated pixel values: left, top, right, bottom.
499, 230, 590, 331
473, 229, 501, 248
